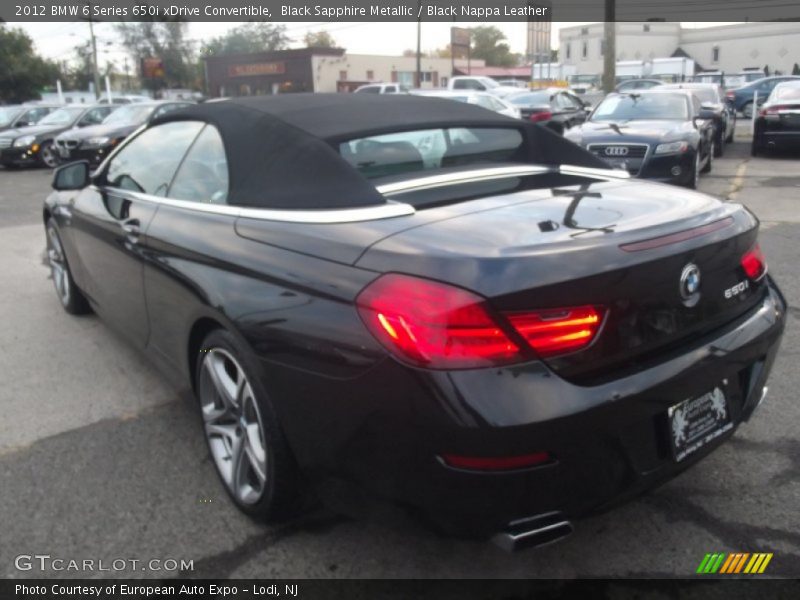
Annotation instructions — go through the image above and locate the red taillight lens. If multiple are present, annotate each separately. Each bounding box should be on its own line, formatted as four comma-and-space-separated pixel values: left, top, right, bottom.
726, 90, 735, 99
356, 274, 522, 369
440, 451, 552, 472
530, 111, 552, 122
741, 244, 767, 280
506, 306, 605, 358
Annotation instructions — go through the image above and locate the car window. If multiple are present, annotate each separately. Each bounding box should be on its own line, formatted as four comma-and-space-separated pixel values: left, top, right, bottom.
774, 86, 800, 101
79, 106, 114, 126
508, 91, 551, 106
153, 103, 187, 119
356, 86, 380, 94
38, 107, 84, 126
20, 107, 50, 125
488, 97, 506, 111
105, 121, 204, 196
339, 127, 524, 179
168, 125, 229, 204
103, 104, 155, 125
474, 95, 495, 110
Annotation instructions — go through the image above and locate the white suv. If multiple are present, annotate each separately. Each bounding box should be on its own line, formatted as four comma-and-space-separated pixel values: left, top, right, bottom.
354, 83, 408, 94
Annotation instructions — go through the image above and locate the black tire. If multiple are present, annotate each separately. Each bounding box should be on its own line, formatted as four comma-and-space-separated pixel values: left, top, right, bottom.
742, 102, 754, 119
701, 143, 713, 174
683, 152, 700, 189
726, 115, 736, 143
45, 219, 92, 315
195, 328, 300, 521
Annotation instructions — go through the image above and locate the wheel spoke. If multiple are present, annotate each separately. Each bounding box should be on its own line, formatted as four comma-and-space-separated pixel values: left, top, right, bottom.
204, 351, 239, 409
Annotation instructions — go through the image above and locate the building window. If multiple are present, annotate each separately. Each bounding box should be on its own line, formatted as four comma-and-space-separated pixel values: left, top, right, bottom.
582, 41, 588, 60
643, 24, 650, 32
581, 27, 588, 35
440, 77, 448, 88
366, 70, 374, 80
339, 70, 348, 81
420, 71, 433, 83
566, 42, 571, 60
712, 46, 720, 63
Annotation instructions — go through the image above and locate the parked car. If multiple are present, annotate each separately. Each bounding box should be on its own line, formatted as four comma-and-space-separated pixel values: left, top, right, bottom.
98, 94, 152, 105
752, 81, 800, 156
44, 94, 785, 547
659, 83, 736, 155
354, 83, 408, 94
54, 101, 195, 165
725, 76, 800, 118
0, 104, 61, 133
447, 76, 521, 98
565, 90, 716, 188
495, 79, 529, 89
410, 90, 520, 119
0, 104, 116, 168
506, 88, 590, 134
615, 79, 665, 93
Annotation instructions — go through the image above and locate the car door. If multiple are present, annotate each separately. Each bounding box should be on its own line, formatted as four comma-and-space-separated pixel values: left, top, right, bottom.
142, 123, 232, 369
67, 120, 205, 347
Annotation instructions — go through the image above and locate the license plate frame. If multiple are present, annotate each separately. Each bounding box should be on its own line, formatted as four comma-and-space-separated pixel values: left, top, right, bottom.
667, 387, 733, 462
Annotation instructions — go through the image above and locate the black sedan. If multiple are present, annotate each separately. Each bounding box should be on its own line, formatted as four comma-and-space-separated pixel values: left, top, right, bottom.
752, 81, 800, 156
565, 90, 716, 188
44, 95, 785, 548
54, 100, 194, 166
660, 83, 735, 156
0, 105, 116, 168
0, 104, 60, 133
506, 88, 589, 134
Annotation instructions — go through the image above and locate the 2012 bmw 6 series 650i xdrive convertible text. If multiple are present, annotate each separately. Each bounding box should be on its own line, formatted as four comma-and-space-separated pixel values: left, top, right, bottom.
43, 95, 785, 550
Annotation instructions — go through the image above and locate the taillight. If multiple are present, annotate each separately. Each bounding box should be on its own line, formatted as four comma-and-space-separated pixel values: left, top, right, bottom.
726, 90, 735, 99
741, 244, 767, 280
760, 104, 791, 117
530, 111, 552, 122
356, 274, 522, 369
506, 306, 605, 358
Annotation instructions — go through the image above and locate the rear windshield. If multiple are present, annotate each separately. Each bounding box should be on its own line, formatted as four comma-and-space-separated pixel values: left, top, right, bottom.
339, 127, 524, 179
774, 86, 800, 101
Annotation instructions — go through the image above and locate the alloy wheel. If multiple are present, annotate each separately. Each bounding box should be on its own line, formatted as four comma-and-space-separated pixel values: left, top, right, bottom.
47, 225, 70, 306
41, 143, 59, 168
199, 348, 268, 505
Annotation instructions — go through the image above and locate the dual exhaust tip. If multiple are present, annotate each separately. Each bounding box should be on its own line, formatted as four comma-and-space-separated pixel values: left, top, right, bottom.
492, 511, 573, 552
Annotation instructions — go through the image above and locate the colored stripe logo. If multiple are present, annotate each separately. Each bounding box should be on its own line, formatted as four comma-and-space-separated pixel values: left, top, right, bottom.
696, 553, 773, 574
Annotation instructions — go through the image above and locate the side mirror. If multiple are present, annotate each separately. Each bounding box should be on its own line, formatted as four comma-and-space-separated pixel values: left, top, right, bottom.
52, 161, 90, 191
698, 107, 717, 119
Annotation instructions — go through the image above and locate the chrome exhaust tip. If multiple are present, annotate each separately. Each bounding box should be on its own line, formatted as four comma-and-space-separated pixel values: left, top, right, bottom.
492, 512, 573, 552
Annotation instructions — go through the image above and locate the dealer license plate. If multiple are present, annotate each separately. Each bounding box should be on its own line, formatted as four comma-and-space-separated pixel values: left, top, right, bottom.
667, 387, 733, 462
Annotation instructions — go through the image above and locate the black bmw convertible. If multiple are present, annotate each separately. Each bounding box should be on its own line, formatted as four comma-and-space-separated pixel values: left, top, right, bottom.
44, 94, 785, 549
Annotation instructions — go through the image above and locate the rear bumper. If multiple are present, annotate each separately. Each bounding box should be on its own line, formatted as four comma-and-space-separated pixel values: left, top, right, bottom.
270, 279, 786, 537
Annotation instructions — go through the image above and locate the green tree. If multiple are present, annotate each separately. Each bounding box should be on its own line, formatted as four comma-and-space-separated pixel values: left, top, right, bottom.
115, 22, 195, 94
0, 25, 60, 102
303, 30, 336, 48
792, 63, 800, 75
469, 26, 517, 67
201, 23, 290, 57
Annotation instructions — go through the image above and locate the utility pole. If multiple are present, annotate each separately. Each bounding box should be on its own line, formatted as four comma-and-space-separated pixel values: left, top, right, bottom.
86, 2, 101, 99
602, 0, 616, 93
416, 0, 422, 88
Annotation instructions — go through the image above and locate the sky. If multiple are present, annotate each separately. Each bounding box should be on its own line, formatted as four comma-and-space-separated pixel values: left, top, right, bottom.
14, 21, 735, 74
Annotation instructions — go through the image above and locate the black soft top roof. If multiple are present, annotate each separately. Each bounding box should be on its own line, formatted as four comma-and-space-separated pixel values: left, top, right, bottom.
151, 93, 608, 210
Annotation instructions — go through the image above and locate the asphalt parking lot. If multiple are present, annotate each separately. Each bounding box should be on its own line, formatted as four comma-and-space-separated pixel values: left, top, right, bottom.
1, 121, 798, 579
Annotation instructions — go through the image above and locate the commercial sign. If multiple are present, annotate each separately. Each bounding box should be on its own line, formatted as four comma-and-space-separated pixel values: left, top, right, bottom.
227, 62, 286, 77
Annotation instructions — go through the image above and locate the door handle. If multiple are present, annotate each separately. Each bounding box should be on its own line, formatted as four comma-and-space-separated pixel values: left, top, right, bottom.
121, 218, 140, 237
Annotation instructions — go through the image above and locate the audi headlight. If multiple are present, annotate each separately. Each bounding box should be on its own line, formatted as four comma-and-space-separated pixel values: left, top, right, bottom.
87, 136, 110, 146
13, 135, 36, 148
654, 141, 688, 155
